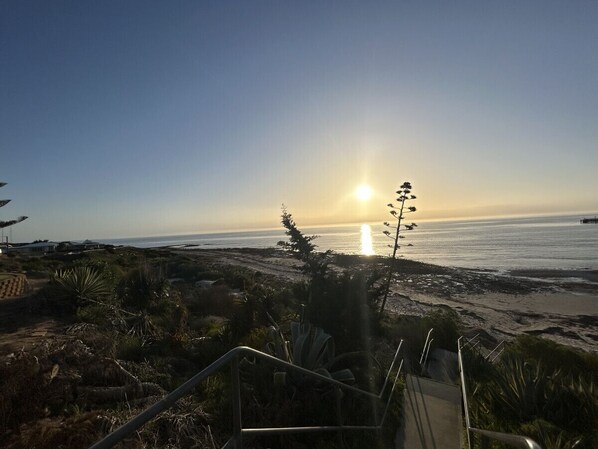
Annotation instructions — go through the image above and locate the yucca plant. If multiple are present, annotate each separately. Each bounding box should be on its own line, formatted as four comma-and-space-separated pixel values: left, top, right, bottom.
379, 181, 417, 315
54, 266, 110, 310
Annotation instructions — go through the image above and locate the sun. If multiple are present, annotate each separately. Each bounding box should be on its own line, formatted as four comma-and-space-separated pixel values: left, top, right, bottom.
355, 184, 373, 201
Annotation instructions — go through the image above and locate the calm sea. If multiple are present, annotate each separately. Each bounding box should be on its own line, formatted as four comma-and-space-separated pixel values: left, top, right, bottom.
101, 215, 598, 271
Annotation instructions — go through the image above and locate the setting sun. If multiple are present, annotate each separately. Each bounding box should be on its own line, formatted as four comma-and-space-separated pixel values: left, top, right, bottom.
355, 184, 373, 201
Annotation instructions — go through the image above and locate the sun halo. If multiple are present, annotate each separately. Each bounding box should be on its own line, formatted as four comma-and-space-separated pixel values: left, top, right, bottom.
355, 184, 373, 201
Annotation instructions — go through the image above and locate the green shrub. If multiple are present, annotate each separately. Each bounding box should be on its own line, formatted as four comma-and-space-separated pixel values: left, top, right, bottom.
507, 335, 598, 377
422, 308, 461, 352
519, 420, 583, 449
302, 270, 382, 353
190, 285, 235, 317
116, 266, 169, 311
116, 335, 145, 361
76, 304, 111, 326
466, 343, 597, 449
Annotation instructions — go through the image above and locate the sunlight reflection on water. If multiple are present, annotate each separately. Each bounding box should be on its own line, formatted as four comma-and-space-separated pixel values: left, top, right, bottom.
360, 224, 375, 255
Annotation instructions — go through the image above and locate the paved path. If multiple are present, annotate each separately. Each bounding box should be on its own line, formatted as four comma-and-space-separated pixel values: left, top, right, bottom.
396, 374, 463, 449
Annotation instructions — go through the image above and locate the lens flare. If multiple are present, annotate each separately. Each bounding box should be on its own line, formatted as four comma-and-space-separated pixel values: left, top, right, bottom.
355, 184, 373, 201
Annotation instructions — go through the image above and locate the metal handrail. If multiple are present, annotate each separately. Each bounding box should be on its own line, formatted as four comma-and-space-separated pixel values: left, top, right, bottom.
419, 328, 434, 367
469, 428, 543, 449
89, 343, 404, 449
457, 337, 543, 449
485, 340, 505, 363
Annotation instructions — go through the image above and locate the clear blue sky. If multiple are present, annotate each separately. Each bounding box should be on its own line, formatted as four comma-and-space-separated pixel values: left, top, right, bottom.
2, 1, 597, 241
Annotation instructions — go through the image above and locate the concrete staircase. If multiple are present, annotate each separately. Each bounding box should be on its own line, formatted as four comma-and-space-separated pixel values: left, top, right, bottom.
396, 348, 463, 449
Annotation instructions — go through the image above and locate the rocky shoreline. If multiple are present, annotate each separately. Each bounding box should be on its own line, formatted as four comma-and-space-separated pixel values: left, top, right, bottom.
175, 247, 598, 352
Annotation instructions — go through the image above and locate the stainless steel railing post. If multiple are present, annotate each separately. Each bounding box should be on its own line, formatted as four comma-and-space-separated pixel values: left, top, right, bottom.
231, 354, 243, 449
458, 337, 473, 449
335, 386, 343, 447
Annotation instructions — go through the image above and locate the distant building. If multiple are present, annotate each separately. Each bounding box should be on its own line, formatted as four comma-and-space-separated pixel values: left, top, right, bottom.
7, 241, 59, 254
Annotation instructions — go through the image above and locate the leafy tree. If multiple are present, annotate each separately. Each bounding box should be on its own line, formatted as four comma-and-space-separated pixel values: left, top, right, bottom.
277, 206, 331, 278
277, 206, 317, 260
278, 207, 383, 351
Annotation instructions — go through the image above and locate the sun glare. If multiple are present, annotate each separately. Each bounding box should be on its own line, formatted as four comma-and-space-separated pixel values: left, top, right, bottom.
360, 224, 375, 255
355, 184, 373, 201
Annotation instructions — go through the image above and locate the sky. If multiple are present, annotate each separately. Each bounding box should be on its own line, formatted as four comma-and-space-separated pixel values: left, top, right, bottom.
1, 1, 597, 241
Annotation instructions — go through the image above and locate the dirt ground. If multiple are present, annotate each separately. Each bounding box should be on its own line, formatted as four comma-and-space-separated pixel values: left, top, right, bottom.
0, 279, 69, 355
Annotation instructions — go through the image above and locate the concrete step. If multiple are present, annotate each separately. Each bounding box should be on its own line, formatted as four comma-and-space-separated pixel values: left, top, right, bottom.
396, 374, 462, 449
425, 348, 459, 385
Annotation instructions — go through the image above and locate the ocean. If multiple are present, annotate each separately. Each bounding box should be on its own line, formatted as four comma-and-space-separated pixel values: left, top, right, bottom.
101, 214, 598, 271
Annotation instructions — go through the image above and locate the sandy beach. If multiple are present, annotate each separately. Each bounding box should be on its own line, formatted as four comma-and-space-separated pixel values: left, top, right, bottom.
175, 248, 598, 353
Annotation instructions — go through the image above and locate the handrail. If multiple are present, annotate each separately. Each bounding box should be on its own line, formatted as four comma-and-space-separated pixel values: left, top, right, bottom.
379, 340, 403, 398
469, 428, 543, 449
457, 337, 543, 449
461, 333, 480, 350
419, 328, 434, 367
89, 343, 404, 449
485, 340, 505, 363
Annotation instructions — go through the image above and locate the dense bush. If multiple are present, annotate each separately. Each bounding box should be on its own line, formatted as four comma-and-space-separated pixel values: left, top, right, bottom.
466, 336, 597, 449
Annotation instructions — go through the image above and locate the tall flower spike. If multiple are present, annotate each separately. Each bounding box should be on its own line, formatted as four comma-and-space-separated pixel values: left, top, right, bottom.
379, 181, 417, 316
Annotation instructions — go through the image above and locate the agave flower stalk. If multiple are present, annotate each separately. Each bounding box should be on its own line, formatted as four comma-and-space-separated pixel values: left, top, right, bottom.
379, 181, 417, 316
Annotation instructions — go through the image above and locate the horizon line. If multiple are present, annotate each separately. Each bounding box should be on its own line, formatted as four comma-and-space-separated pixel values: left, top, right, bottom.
81, 210, 596, 243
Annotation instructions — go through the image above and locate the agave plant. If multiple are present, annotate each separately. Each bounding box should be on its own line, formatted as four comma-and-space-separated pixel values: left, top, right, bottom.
267, 321, 355, 386
379, 181, 417, 315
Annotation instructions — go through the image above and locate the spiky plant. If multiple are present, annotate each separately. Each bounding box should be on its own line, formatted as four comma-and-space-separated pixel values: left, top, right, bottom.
54, 266, 110, 310
0, 182, 28, 233
379, 181, 417, 315
116, 266, 170, 311
520, 420, 583, 449
267, 321, 355, 386
487, 355, 550, 423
